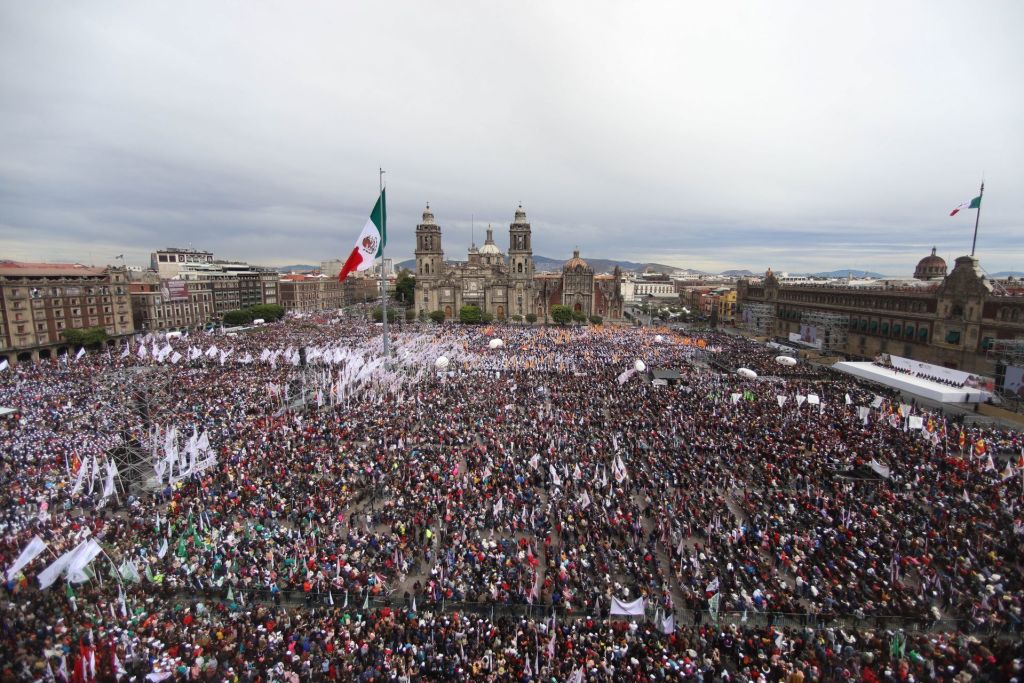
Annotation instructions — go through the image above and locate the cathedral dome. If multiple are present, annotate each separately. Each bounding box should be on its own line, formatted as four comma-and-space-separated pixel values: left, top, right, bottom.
564, 250, 591, 272
479, 226, 502, 255
914, 247, 947, 281
513, 204, 527, 223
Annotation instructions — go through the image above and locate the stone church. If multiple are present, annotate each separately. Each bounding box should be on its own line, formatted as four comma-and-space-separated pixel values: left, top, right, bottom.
413, 204, 624, 321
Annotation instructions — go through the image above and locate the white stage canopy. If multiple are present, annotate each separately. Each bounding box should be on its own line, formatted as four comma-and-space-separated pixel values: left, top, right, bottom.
833, 362, 989, 404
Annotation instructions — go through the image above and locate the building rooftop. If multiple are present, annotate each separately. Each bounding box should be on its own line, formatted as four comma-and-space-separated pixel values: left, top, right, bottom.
0, 261, 109, 277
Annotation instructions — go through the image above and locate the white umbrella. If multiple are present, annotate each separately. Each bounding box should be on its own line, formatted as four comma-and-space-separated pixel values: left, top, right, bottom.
654, 335, 664, 343
435, 356, 450, 369
634, 360, 647, 373
775, 356, 797, 366
737, 367, 757, 379
488, 338, 504, 349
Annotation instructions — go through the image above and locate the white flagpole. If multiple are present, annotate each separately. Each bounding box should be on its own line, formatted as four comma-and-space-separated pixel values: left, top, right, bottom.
379, 168, 390, 360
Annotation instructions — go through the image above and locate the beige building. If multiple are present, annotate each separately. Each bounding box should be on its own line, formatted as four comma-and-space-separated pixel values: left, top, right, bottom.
129, 271, 215, 333
0, 261, 134, 364
151, 247, 214, 279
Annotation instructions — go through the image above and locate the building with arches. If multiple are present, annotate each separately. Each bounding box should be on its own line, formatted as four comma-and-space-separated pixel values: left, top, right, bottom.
414, 204, 624, 321
0, 261, 134, 366
736, 247, 1024, 377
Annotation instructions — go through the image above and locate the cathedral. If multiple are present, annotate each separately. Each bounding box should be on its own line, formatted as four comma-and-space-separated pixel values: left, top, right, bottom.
414, 204, 624, 321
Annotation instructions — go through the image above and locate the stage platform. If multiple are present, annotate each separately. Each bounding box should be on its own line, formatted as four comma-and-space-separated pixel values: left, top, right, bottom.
833, 362, 988, 403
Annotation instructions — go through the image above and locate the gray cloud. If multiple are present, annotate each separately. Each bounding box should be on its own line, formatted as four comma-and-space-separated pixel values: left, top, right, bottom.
1, 1, 1022, 275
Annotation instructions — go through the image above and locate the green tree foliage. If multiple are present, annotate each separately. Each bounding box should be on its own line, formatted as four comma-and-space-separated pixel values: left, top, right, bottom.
480, 311, 495, 324
550, 305, 573, 325
525, 313, 538, 324
405, 307, 416, 321
395, 270, 416, 305
511, 314, 523, 322
61, 326, 108, 348
459, 305, 483, 324
428, 310, 446, 324
372, 308, 399, 322
589, 315, 603, 325
222, 309, 254, 325
247, 304, 285, 321
571, 310, 587, 323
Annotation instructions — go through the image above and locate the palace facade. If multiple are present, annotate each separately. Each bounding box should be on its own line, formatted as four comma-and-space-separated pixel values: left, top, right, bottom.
737, 249, 1024, 378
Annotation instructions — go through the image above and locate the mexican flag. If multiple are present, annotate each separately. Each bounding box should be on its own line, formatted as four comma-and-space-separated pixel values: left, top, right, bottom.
950, 195, 981, 216
339, 189, 387, 282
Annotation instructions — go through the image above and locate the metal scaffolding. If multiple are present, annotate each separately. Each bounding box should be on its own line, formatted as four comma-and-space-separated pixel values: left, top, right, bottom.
800, 310, 850, 354
740, 302, 775, 337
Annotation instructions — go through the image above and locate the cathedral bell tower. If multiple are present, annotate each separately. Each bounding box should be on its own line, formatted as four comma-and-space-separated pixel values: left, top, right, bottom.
414, 204, 444, 314
508, 204, 534, 317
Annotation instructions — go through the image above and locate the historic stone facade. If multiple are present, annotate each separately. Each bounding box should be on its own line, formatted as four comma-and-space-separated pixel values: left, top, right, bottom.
414, 205, 623, 321
736, 249, 1024, 376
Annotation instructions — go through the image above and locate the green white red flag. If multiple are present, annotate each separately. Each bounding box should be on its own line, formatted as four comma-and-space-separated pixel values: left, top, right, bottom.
339, 189, 387, 282
950, 195, 981, 216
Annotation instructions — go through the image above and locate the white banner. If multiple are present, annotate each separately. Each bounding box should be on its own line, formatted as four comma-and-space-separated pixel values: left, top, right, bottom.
6, 536, 47, 581
610, 597, 646, 616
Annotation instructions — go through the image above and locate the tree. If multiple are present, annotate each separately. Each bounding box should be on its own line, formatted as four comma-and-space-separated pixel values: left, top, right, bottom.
589, 315, 603, 325
571, 310, 586, 323
61, 326, 108, 348
223, 309, 254, 325
248, 304, 285, 321
459, 305, 483, 325
511, 314, 523, 323
480, 311, 495, 324
371, 307, 399, 322
404, 307, 416, 321
395, 269, 416, 305
525, 313, 538, 324
428, 310, 446, 324
550, 305, 573, 325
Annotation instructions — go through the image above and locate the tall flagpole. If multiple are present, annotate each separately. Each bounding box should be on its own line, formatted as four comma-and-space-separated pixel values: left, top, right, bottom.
379, 168, 390, 358
970, 181, 984, 257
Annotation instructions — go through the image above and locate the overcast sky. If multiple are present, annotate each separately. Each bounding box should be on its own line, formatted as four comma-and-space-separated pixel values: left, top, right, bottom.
1, 1, 1022, 275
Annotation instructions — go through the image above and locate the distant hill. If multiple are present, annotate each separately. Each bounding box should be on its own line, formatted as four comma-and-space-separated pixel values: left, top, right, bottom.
809, 269, 886, 279
277, 264, 318, 273
396, 256, 697, 275
720, 269, 755, 277
990, 271, 1024, 278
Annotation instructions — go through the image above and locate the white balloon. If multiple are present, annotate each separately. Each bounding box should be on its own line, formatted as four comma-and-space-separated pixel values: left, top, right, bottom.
488, 338, 504, 349
775, 355, 797, 366
434, 356, 449, 369
737, 367, 757, 379
634, 360, 647, 372
654, 335, 664, 343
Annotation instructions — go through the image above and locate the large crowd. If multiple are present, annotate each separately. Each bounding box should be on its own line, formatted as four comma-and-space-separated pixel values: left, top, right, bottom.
0, 316, 1022, 682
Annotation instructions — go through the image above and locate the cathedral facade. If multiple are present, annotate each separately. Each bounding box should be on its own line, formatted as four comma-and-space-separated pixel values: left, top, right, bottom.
413, 205, 623, 321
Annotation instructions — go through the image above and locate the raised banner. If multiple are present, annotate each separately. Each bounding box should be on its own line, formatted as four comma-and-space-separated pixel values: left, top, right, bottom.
610, 597, 646, 616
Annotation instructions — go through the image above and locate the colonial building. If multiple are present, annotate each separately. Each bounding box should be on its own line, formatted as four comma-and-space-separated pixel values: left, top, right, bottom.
0, 262, 134, 364
414, 204, 623, 321
278, 274, 346, 313
737, 249, 1024, 377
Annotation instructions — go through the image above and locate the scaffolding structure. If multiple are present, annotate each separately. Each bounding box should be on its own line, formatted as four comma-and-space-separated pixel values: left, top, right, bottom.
112, 366, 179, 493
800, 310, 850, 354
987, 338, 1024, 367
740, 302, 775, 337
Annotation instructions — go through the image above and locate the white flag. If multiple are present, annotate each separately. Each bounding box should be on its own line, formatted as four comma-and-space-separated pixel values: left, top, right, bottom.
6, 536, 47, 581
75, 347, 86, 360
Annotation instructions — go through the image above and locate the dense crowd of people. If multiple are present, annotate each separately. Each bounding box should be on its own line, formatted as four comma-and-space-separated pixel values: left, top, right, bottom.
1, 316, 1022, 682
